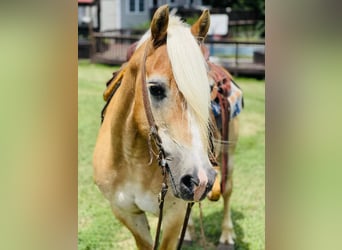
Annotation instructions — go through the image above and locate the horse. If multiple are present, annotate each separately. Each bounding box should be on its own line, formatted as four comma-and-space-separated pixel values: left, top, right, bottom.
93, 5, 241, 250
184, 46, 241, 250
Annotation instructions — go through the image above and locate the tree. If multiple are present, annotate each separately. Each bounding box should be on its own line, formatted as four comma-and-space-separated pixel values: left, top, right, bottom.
202, 0, 234, 8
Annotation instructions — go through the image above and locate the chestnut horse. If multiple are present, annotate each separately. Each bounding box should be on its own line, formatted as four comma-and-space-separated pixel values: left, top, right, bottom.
94, 5, 240, 250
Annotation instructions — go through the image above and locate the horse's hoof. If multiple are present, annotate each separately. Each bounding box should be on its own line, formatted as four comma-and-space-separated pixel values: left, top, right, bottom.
217, 243, 235, 250
182, 239, 193, 246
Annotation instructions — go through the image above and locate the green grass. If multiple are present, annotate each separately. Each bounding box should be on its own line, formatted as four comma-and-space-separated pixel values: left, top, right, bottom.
78, 60, 265, 250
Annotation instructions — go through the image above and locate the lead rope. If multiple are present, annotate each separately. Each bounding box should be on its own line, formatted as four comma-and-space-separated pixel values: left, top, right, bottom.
177, 202, 194, 250
152, 130, 169, 250
153, 179, 168, 250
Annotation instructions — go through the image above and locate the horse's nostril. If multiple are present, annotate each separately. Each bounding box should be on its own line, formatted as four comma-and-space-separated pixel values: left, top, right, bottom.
180, 175, 198, 190
206, 181, 214, 191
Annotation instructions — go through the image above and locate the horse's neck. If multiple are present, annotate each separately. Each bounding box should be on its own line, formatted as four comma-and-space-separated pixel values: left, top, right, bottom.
103, 70, 153, 168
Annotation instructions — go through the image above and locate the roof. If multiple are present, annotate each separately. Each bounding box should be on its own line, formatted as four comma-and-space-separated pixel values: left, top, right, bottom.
78, 0, 96, 4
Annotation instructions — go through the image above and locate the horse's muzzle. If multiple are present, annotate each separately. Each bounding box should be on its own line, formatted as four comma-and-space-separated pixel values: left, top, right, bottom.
179, 167, 216, 201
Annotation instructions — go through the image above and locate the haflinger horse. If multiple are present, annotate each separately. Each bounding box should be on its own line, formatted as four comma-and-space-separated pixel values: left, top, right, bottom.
93, 5, 241, 250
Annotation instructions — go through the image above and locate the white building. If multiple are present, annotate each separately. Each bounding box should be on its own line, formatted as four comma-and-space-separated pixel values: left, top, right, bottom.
78, 0, 204, 32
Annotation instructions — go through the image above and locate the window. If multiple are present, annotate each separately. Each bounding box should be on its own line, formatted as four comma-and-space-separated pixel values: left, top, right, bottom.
128, 0, 145, 13
139, 0, 144, 12
129, 0, 135, 12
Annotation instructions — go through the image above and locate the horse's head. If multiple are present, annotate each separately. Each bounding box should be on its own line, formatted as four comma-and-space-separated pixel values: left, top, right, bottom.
129, 5, 216, 202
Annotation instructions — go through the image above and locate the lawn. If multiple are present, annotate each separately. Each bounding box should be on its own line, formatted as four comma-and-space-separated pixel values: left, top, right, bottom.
78, 60, 265, 250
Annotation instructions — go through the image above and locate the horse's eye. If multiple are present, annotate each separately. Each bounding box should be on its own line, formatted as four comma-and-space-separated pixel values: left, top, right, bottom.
149, 84, 166, 100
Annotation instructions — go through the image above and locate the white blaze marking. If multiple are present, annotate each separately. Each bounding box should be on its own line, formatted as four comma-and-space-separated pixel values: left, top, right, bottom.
189, 110, 209, 201
194, 168, 208, 201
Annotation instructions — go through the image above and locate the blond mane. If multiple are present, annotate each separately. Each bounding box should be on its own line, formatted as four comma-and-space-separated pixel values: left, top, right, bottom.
166, 16, 210, 143
137, 15, 211, 144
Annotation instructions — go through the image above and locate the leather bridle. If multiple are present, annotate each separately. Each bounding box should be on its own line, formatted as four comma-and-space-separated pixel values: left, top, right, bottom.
101, 39, 222, 250
140, 42, 195, 250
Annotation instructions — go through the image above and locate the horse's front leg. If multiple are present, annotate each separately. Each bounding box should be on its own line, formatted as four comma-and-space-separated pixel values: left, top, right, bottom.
159, 198, 188, 250
111, 205, 153, 250
184, 215, 195, 243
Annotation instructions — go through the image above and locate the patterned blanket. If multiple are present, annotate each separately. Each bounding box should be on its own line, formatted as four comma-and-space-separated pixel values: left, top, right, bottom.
208, 60, 243, 119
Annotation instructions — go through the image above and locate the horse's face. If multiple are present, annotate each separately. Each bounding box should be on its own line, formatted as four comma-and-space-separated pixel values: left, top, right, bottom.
145, 46, 216, 202
134, 6, 216, 201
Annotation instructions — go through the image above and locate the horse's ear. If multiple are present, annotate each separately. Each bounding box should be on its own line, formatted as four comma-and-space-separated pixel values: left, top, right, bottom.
150, 5, 169, 47
191, 9, 210, 40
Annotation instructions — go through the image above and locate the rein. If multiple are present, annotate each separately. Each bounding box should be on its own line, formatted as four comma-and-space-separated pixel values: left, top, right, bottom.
140, 43, 194, 250
207, 59, 232, 194
216, 89, 231, 193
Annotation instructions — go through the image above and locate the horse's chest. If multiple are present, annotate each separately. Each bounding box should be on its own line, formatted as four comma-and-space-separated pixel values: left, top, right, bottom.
113, 183, 159, 215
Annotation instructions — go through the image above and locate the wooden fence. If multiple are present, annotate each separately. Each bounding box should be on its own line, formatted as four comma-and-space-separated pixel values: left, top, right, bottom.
90, 29, 143, 65
89, 30, 264, 77
206, 39, 265, 77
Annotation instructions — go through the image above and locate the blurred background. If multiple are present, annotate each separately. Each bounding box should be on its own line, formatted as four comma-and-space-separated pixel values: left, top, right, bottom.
78, 0, 265, 79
